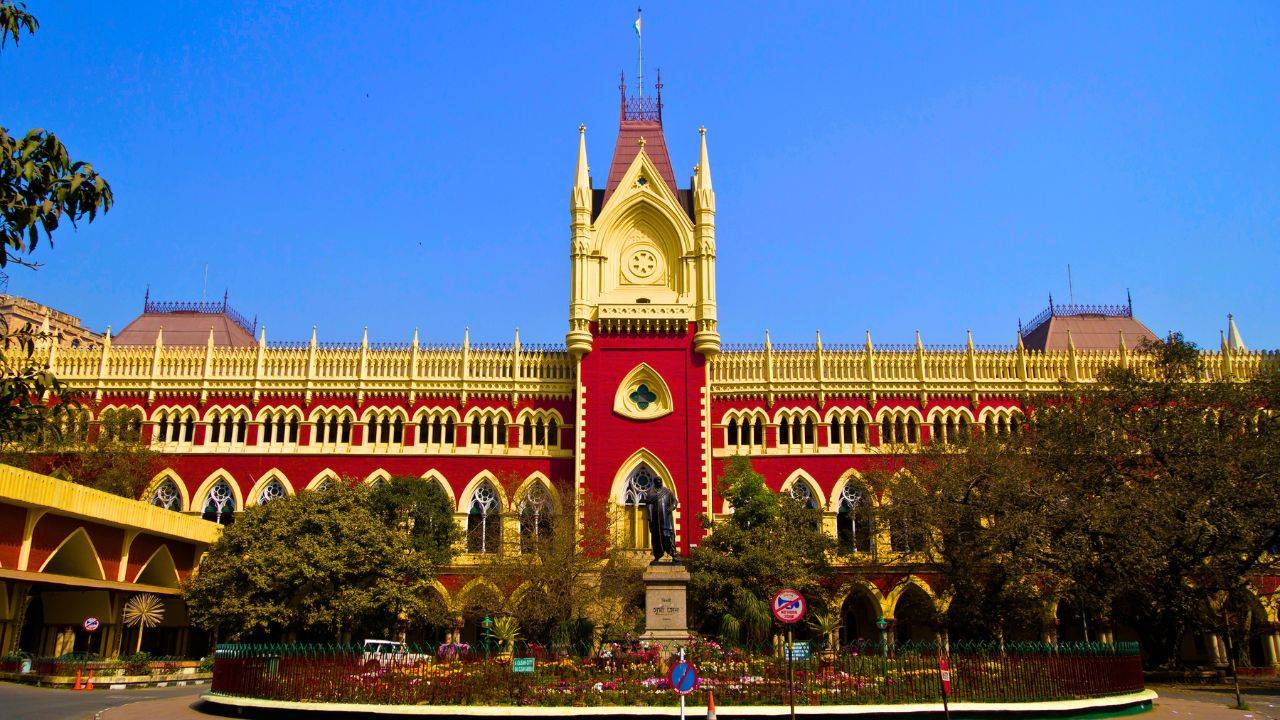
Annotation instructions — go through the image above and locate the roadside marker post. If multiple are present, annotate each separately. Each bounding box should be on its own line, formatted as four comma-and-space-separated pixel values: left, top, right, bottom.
669, 648, 698, 720
771, 589, 807, 720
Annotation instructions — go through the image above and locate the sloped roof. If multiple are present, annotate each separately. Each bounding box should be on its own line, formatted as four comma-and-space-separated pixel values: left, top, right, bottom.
1020, 301, 1158, 351
601, 86, 680, 207
114, 300, 257, 347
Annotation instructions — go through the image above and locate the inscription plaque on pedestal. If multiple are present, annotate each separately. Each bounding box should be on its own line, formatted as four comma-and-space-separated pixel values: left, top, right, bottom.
641, 563, 691, 643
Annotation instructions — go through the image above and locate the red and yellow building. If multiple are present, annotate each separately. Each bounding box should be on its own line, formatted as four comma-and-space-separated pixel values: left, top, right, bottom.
12, 85, 1279, 665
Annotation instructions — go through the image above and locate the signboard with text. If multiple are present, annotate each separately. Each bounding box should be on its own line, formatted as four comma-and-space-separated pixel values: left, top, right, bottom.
512, 657, 535, 673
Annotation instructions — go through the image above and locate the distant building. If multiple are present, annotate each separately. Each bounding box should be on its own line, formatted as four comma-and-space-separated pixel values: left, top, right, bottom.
1019, 296, 1159, 351
0, 293, 102, 349
113, 292, 257, 347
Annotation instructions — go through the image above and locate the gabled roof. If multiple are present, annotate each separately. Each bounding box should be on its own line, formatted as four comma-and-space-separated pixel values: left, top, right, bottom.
114, 298, 257, 347
601, 81, 679, 207
1020, 299, 1158, 351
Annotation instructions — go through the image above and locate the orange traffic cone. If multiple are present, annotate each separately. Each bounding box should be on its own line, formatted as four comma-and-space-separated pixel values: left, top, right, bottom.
707, 690, 717, 720
85, 671, 95, 691
73, 669, 83, 691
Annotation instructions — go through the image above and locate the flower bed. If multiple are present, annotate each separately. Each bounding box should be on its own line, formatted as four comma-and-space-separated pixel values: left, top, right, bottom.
210, 640, 1144, 707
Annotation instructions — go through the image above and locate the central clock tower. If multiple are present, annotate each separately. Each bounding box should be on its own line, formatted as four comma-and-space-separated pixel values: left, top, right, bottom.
568, 82, 719, 554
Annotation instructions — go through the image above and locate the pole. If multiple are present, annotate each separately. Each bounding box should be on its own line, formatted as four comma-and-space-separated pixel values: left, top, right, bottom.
1224, 610, 1242, 709
787, 626, 795, 720
635, 7, 643, 99
680, 692, 685, 720
938, 654, 952, 720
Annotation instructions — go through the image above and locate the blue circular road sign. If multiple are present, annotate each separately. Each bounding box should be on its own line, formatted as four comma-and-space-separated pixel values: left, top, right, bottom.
669, 661, 698, 695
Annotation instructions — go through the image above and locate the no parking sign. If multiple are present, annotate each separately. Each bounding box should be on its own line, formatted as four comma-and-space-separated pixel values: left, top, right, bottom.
82, 617, 100, 633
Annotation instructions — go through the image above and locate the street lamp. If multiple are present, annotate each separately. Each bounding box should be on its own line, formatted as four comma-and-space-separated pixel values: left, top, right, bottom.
482, 615, 493, 656
876, 616, 889, 657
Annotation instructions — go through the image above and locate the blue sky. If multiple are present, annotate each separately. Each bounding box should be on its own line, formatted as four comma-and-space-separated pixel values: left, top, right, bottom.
4, 1, 1277, 347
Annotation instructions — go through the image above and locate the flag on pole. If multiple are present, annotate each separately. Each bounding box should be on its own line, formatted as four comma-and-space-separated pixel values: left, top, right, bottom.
634, 10, 642, 37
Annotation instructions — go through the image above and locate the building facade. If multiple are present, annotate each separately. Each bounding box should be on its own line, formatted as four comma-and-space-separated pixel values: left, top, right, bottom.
14, 86, 1280, 664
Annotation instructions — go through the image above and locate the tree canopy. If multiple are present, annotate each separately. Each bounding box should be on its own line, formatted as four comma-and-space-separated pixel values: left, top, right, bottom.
884, 335, 1280, 665
184, 480, 459, 642
688, 457, 836, 649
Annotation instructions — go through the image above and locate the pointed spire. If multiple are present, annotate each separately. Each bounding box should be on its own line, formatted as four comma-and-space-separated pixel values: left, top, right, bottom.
1016, 329, 1025, 351
575, 125, 590, 188
310, 325, 318, 347
764, 329, 772, 350
1118, 330, 1127, 352
1066, 329, 1076, 351
206, 325, 216, 347
155, 326, 164, 348
1220, 329, 1229, 353
360, 326, 368, 348
915, 329, 923, 351
258, 325, 266, 347
411, 327, 419, 348
966, 329, 975, 351
815, 329, 823, 351
1227, 313, 1246, 351
865, 329, 873, 351
697, 127, 713, 191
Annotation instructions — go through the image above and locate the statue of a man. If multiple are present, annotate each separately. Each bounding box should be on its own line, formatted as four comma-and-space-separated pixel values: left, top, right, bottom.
646, 484, 679, 563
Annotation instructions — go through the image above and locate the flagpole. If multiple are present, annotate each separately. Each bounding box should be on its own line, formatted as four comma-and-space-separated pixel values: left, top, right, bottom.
637, 7, 643, 99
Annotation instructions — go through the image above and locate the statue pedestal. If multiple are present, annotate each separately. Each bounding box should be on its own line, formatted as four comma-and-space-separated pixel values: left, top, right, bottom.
641, 563, 691, 645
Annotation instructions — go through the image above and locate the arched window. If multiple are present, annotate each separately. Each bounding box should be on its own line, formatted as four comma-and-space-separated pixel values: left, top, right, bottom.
257, 478, 287, 504
753, 418, 764, 446
788, 481, 817, 510
150, 478, 182, 511
201, 480, 236, 525
314, 410, 353, 445
837, 484, 873, 553
727, 419, 739, 447
622, 465, 659, 550
466, 481, 501, 553
518, 483, 554, 553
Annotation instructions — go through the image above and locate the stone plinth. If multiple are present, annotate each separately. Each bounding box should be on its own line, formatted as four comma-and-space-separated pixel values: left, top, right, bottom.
641, 562, 691, 644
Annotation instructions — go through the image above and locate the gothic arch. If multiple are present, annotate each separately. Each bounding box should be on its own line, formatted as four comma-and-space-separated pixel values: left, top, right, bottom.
885, 576, 947, 618
453, 577, 505, 615
193, 470, 245, 514
613, 363, 674, 421
39, 527, 106, 580
458, 471, 509, 513
144, 469, 189, 511
364, 468, 393, 487
837, 579, 889, 618
246, 470, 294, 506
420, 469, 456, 507
828, 469, 872, 511
513, 471, 561, 511
306, 468, 342, 491
608, 448, 678, 503
780, 469, 826, 509
133, 544, 180, 588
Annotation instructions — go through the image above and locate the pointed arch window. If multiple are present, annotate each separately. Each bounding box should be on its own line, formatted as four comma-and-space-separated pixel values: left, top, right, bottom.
150, 478, 182, 512
257, 478, 287, 504
518, 483, 554, 553
202, 480, 236, 525
622, 465, 659, 550
788, 481, 817, 510
467, 481, 501, 553
837, 484, 873, 553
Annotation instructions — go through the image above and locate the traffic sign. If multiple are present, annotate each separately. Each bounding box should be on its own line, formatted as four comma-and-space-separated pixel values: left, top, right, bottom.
771, 588, 806, 624
939, 656, 952, 697
512, 657, 535, 673
82, 617, 100, 633
669, 660, 698, 695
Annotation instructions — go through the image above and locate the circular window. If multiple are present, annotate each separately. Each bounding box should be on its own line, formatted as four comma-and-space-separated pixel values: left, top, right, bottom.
625, 248, 658, 281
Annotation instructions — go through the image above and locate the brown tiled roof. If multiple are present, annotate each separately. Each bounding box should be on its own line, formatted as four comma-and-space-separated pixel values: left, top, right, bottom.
115, 300, 257, 347
1021, 313, 1158, 351
603, 119, 679, 205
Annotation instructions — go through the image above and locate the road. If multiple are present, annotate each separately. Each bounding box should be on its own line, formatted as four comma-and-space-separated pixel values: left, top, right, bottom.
0, 681, 210, 720
2, 680, 1278, 719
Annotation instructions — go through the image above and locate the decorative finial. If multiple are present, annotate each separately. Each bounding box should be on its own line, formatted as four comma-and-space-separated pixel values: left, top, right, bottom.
699, 126, 706, 136
638, 136, 647, 149
578, 123, 585, 134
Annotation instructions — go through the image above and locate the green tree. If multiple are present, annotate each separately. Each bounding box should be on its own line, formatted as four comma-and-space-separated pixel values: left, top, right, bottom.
1, 0, 112, 439
889, 335, 1280, 665
184, 483, 452, 642
366, 475, 463, 569
688, 456, 836, 648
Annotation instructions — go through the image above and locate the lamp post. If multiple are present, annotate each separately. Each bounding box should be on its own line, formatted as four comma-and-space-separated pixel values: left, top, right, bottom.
876, 616, 889, 657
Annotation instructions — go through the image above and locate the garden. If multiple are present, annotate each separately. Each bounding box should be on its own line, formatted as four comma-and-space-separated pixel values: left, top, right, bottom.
210, 638, 1145, 707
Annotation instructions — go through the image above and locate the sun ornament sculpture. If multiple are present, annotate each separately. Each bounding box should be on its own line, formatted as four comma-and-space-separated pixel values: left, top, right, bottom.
122, 593, 165, 653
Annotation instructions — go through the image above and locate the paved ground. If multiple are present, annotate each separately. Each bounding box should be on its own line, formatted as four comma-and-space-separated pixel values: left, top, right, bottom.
0, 681, 211, 720
2, 681, 1277, 719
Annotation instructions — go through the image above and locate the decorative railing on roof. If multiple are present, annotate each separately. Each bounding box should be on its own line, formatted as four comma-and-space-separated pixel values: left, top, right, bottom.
144, 298, 257, 338
18, 331, 574, 405
711, 334, 1276, 403
1022, 298, 1133, 336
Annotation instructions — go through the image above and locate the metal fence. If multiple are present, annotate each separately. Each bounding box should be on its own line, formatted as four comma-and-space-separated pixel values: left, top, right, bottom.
210, 641, 1144, 707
